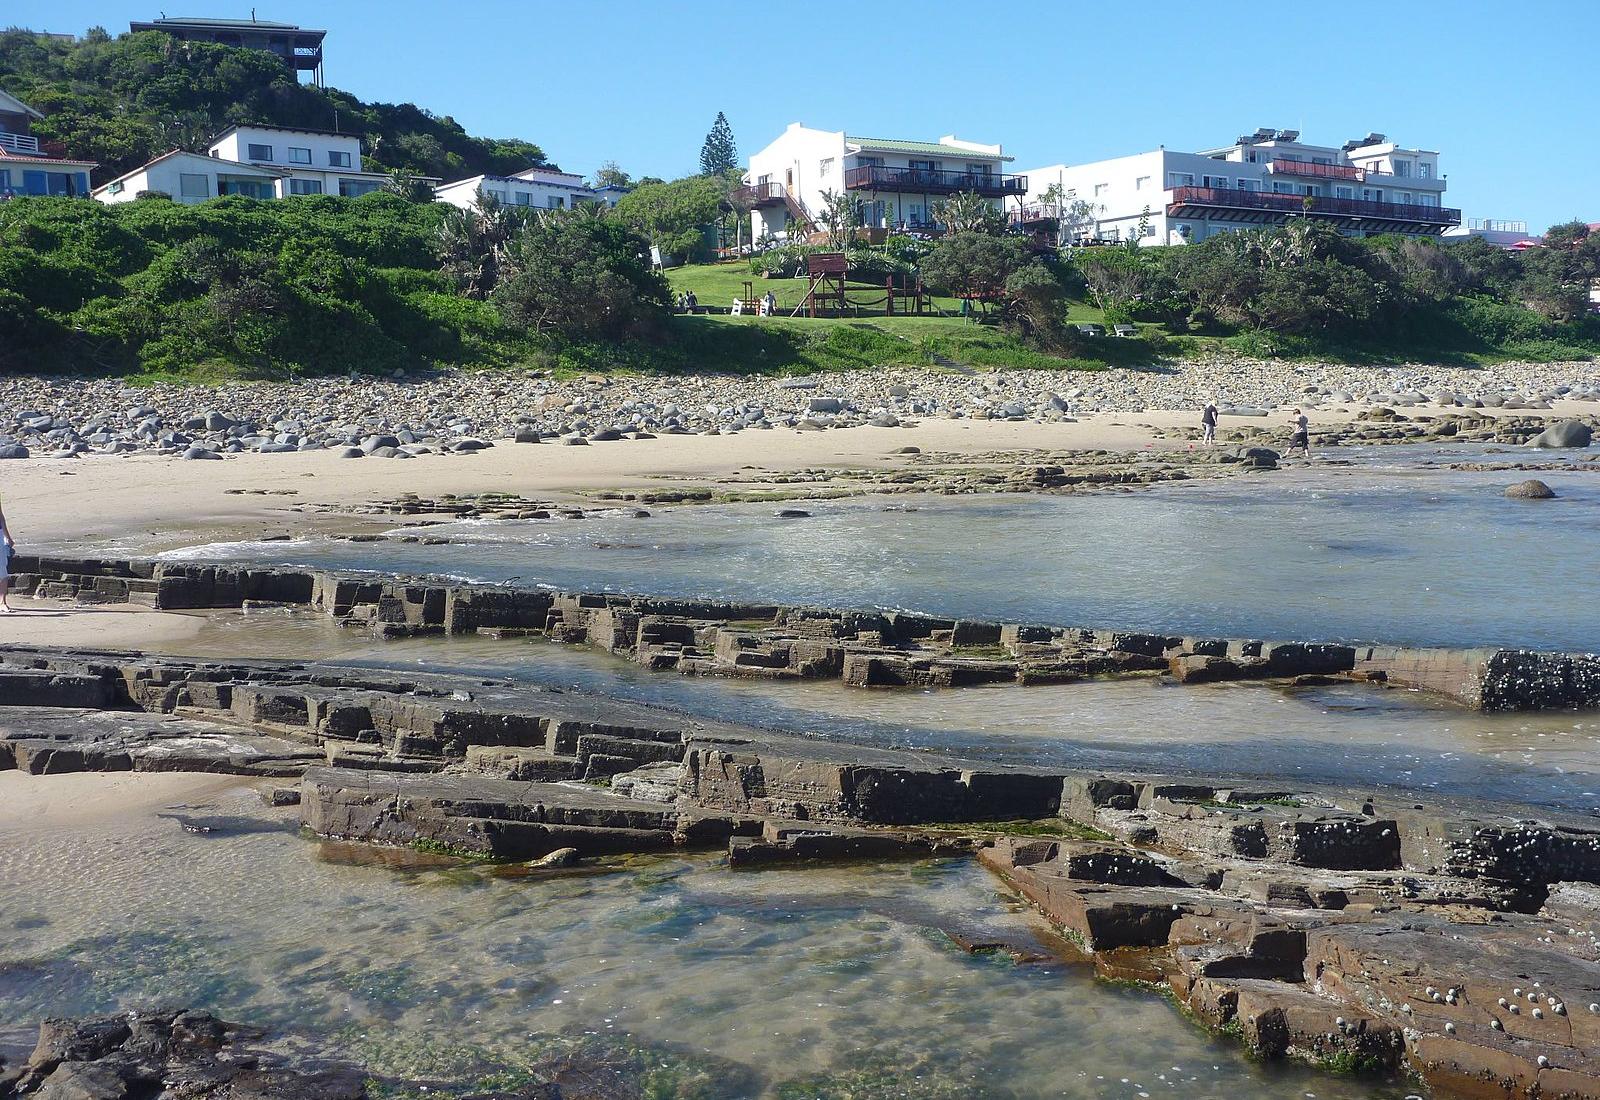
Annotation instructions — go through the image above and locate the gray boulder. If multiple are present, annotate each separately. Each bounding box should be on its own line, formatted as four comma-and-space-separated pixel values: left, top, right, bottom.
0, 444, 29, 459
1529, 420, 1592, 449
1505, 479, 1556, 499
182, 445, 221, 460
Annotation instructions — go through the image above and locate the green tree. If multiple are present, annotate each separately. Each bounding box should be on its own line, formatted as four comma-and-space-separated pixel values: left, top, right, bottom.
593, 161, 633, 189
493, 209, 672, 342
933, 191, 1007, 236
921, 232, 1070, 346
698, 111, 737, 176
613, 175, 723, 262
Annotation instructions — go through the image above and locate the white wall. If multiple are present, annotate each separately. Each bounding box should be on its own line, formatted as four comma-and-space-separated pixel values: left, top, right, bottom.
434, 174, 597, 212
210, 126, 363, 173
95, 152, 281, 205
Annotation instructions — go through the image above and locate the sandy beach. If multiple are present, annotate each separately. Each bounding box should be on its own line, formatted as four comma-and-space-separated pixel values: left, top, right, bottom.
6, 401, 1595, 550
0, 770, 252, 828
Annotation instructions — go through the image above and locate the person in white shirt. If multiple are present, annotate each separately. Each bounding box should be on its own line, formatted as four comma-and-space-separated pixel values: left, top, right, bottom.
1287, 409, 1311, 458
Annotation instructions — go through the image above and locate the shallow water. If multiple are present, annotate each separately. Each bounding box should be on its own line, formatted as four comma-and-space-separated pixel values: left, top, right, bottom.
0, 781, 1425, 1099
163, 459, 1600, 652
161, 615, 1600, 813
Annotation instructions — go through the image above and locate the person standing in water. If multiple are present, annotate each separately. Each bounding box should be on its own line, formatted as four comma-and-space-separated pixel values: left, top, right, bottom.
0, 498, 15, 613
1287, 408, 1311, 458
1200, 402, 1218, 445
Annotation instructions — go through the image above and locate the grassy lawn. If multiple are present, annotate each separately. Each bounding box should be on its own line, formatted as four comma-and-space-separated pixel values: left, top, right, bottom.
653, 261, 1176, 374
666, 261, 1111, 323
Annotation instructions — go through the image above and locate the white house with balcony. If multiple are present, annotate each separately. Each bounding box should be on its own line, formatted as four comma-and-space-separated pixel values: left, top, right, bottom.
434, 165, 600, 211
739, 123, 1025, 241
94, 124, 400, 204
93, 149, 286, 205
1020, 129, 1458, 246
206, 125, 391, 197
0, 87, 97, 199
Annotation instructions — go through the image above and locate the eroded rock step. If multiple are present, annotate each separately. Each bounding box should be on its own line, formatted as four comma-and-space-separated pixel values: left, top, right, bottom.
3, 644, 1599, 1097
14, 556, 1600, 711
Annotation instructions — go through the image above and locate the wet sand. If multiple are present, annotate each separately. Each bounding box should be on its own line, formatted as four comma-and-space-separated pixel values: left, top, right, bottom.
0, 601, 206, 648
0, 771, 252, 828
9, 402, 1586, 549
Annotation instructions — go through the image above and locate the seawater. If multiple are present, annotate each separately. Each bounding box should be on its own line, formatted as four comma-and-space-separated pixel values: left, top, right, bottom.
161, 461, 1600, 652
0, 779, 1425, 1099
159, 616, 1600, 813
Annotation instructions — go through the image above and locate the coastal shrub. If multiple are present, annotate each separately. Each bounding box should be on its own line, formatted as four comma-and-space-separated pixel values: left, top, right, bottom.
492, 210, 672, 343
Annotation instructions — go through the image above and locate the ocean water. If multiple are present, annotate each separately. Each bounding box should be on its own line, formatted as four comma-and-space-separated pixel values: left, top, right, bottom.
157, 615, 1600, 813
162, 464, 1600, 652
0, 779, 1426, 1100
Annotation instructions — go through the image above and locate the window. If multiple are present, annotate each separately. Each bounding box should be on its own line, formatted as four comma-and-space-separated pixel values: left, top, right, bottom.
857, 156, 883, 167
221, 179, 271, 199
1399, 191, 1413, 205
1093, 182, 1108, 197
1141, 223, 1157, 238
0, 169, 10, 194
819, 157, 834, 176
966, 163, 993, 178
515, 192, 531, 206
288, 147, 312, 164
484, 187, 507, 203
179, 173, 210, 198
1166, 172, 1194, 188
908, 159, 938, 175
1334, 185, 1353, 199
1313, 156, 1333, 165
1134, 175, 1150, 191
1393, 160, 1411, 177
1202, 174, 1231, 189
1272, 182, 1292, 194
1237, 179, 1261, 192
1362, 188, 1382, 202
246, 143, 273, 161
1419, 163, 1432, 179
289, 178, 323, 195
328, 150, 352, 168
547, 195, 565, 209
1419, 193, 1439, 207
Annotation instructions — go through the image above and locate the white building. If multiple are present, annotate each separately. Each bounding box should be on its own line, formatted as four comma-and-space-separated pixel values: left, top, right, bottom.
1442, 218, 1539, 249
206, 125, 390, 197
93, 149, 286, 204
434, 166, 600, 211
93, 124, 398, 204
0, 87, 97, 199
1020, 129, 1458, 246
739, 123, 1024, 241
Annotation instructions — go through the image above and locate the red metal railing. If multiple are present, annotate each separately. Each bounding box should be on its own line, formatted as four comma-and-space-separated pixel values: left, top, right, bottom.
1267, 159, 1362, 181
1168, 186, 1460, 225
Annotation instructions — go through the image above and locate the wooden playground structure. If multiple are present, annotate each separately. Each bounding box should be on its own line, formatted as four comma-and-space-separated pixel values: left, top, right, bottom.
790, 253, 934, 318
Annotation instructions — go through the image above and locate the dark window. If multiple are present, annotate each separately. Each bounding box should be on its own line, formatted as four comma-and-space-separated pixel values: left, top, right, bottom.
247, 144, 273, 161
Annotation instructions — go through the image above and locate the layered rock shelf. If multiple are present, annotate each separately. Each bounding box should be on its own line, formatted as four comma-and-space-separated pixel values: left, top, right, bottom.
0, 643, 1597, 1097
14, 555, 1600, 711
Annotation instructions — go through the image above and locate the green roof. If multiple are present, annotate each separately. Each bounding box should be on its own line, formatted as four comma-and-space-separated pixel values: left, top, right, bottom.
845, 136, 1012, 162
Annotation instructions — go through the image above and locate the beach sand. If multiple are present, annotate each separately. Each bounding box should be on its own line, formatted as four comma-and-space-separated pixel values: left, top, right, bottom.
8, 402, 1581, 550
0, 770, 255, 829
0, 601, 207, 648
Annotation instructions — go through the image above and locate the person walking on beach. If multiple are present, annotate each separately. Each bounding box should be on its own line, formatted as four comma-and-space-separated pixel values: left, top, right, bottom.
1200, 402, 1218, 446
1287, 408, 1311, 458
0, 498, 15, 613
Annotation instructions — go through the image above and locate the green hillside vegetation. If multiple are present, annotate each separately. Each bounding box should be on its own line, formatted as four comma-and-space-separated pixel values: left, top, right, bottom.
0, 26, 550, 184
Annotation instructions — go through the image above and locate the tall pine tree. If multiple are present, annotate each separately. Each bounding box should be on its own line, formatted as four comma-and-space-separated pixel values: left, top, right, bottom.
698, 112, 738, 175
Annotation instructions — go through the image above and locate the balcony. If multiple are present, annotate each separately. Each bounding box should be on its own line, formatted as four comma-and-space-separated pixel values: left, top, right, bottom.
1008, 203, 1059, 226
1167, 186, 1461, 229
843, 164, 1027, 198
0, 132, 41, 156
1267, 159, 1362, 181
730, 182, 788, 209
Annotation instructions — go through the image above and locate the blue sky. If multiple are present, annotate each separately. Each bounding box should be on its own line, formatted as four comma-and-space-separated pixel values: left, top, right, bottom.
10, 0, 1598, 231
